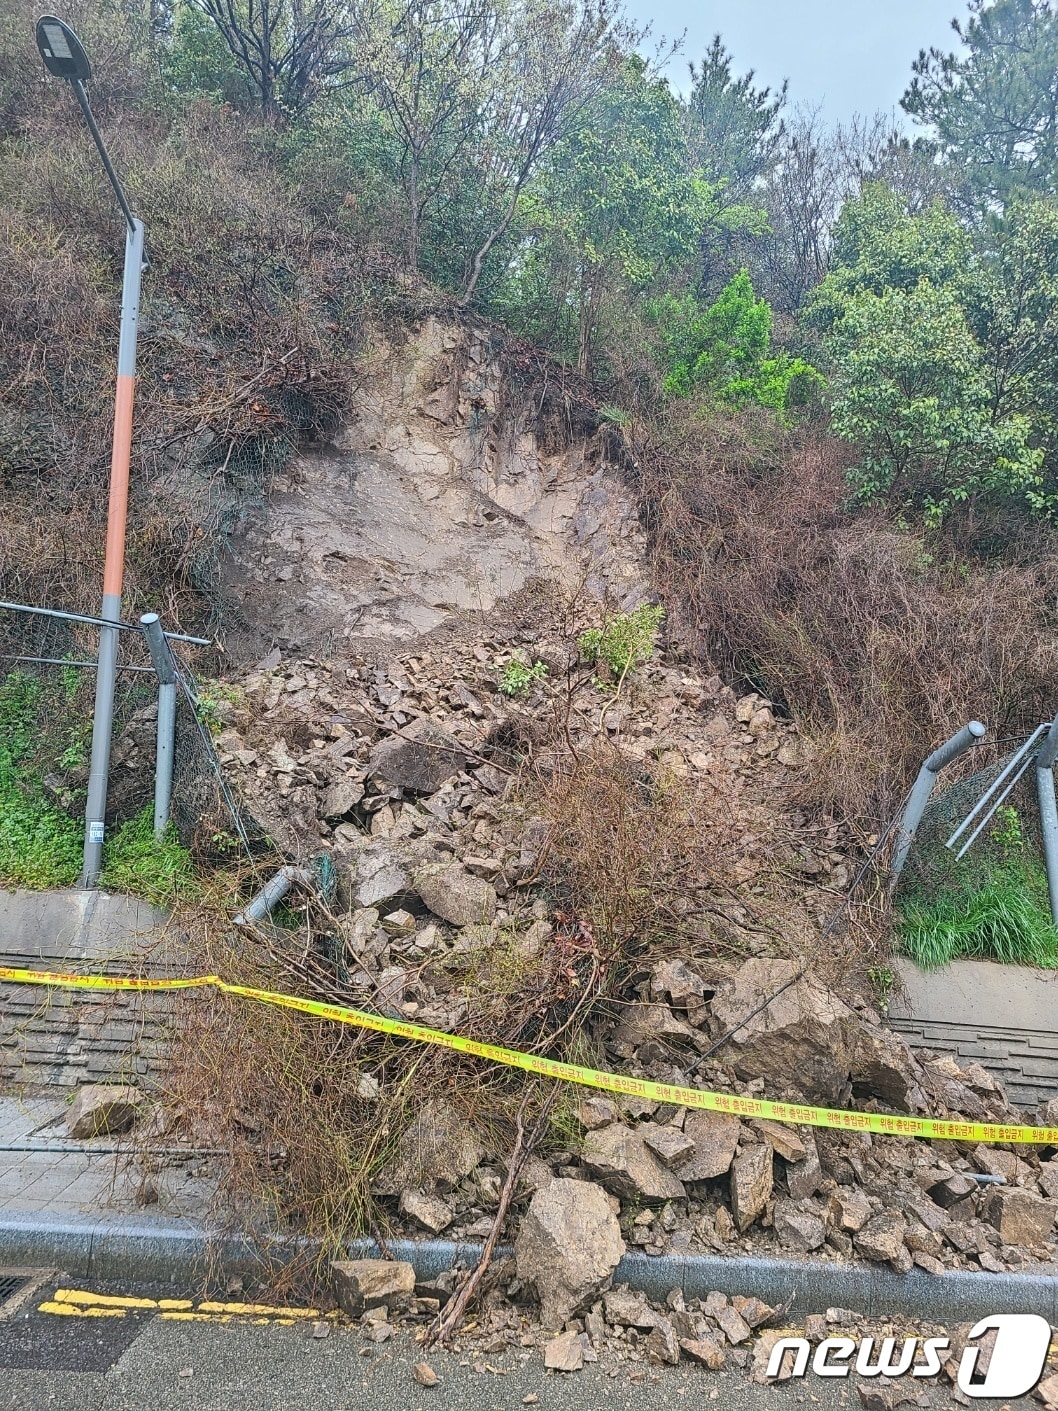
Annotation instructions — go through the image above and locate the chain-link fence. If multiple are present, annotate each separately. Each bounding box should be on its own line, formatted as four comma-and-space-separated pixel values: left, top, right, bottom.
0, 601, 257, 883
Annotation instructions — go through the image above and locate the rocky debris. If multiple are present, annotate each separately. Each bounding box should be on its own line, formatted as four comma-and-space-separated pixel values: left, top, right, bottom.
752, 1119, 805, 1163
373, 1098, 485, 1196
730, 1143, 773, 1231
399, 1188, 454, 1234
514, 1179, 625, 1329
854, 1214, 912, 1272
641, 1123, 696, 1169
850, 1027, 928, 1113
828, 1187, 873, 1233
603, 1287, 660, 1330
680, 1334, 726, 1369
368, 717, 468, 793
66, 1084, 143, 1139
412, 1362, 439, 1387
983, 1186, 1056, 1246
331, 1259, 416, 1316
414, 862, 497, 927
581, 1124, 687, 1202
577, 1097, 618, 1130
543, 1330, 585, 1372
774, 1199, 826, 1252
708, 960, 854, 1105
644, 1318, 681, 1365
675, 1110, 741, 1181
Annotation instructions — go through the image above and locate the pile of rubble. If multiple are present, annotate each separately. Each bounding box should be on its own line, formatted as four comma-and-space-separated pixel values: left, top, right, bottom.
196, 624, 1058, 1280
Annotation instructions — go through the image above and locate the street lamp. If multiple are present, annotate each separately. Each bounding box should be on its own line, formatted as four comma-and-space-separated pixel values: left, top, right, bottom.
35, 15, 146, 887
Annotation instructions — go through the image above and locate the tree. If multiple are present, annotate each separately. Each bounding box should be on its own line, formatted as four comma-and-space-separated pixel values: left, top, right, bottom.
684, 35, 786, 201
188, 0, 355, 118
811, 185, 1049, 519
501, 57, 715, 375
902, 0, 1058, 209
652, 270, 823, 416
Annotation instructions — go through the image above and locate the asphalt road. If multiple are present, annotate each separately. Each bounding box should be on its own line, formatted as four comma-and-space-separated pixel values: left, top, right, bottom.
0, 1281, 1042, 1411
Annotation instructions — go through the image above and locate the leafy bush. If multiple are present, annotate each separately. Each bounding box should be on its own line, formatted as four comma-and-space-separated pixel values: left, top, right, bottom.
579, 604, 665, 686
651, 271, 822, 417
497, 653, 548, 698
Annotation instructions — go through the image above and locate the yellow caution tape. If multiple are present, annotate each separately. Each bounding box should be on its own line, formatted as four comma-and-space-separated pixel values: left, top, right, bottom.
2, 964, 1055, 1147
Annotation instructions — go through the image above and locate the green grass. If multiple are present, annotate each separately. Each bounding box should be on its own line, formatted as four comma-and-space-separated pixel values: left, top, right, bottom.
897, 859, 1058, 970
99, 808, 197, 909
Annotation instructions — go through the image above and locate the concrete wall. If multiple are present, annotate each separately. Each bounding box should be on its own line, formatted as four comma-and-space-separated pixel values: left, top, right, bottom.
889, 957, 1058, 1108
0, 889, 176, 1090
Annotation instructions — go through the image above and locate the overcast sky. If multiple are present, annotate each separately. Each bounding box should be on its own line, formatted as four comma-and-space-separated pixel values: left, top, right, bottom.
621, 0, 968, 128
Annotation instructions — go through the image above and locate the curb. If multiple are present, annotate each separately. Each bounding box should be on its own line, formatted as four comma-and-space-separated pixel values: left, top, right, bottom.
3, 1211, 1057, 1321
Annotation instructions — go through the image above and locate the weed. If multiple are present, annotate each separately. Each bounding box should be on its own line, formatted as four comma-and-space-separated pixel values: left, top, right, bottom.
866, 964, 896, 1009
991, 805, 1024, 859
196, 681, 242, 738
497, 653, 548, 698
578, 604, 665, 689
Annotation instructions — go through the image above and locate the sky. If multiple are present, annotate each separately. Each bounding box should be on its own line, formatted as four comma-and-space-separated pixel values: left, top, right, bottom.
621, 0, 969, 128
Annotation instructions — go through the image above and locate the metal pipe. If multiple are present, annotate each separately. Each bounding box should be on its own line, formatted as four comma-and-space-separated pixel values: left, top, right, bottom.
141, 614, 177, 841
233, 867, 314, 927
0, 599, 209, 645
0, 655, 153, 672
946, 722, 1049, 850
954, 749, 1037, 860
79, 217, 144, 888
1038, 711, 1058, 928
72, 78, 138, 234
891, 721, 986, 879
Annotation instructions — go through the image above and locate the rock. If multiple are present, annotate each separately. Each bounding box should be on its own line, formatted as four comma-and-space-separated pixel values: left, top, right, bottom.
786, 1130, 824, 1200
983, 1186, 1056, 1246
675, 1110, 741, 1181
373, 1098, 485, 1195
708, 959, 854, 1104
603, 1287, 660, 1329
331, 1259, 415, 1316
641, 1123, 696, 1169
543, 1330, 584, 1372
381, 908, 416, 936
927, 1173, 978, 1209
413, 1363, 439, 1387
364, 1319, 393, 1343
854, 1214, 907, 1266
774, 1201, 826, 1252
581, 1124, 687, 1202
514, 1178, 625, 1329
577, 1097, 618, 1130
752, 1120, 806, 1163
730, 1144, 773, 1231
650, 959, 705, 1007
1039, 1161, 1058, 1199
680, 1335, 726, 1369
414, 862, 497, 926
399, 1188, 454, 1234
66, 1084, 142, 1139
342, 841, 413, 909
368, 717, 467, 793
713, 1303, 752, 1345
849, 1027, 928, 1112
827, 1187, 873, 1233
731, 1296, 775, 1329
1036, 1372, 1058, 1409
644, 1318, 680, 1365
321, 776, 365, 821
612, 1002, 700, 1050
855, 1378, 929, 1409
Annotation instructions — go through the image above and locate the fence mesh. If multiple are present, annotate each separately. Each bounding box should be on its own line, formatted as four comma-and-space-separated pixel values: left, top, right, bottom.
0, 607, 258, 877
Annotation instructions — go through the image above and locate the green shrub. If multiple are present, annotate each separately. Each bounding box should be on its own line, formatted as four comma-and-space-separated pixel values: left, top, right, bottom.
579, 604, 665, 686
497, 653, 548, 698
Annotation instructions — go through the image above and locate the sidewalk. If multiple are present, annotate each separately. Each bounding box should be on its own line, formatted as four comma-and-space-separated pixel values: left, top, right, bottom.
0, 1092, 215, 1223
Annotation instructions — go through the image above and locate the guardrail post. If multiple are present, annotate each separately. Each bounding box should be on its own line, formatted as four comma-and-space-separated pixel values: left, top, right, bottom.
1036, 711, 1058, 928
891, 721, 987, 880
140, 614, 177, 842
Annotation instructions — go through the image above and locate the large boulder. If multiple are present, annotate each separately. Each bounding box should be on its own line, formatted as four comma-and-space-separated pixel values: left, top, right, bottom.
730, 1143, 773, 1231
707, 959, 855, 1105
368, 718, 467, 794
373, 1097, 485, 1195
515, 1178, 625, 1329
581, 1123, 686, 1202
66, 1084, 143, 1139
850, 1026, 928, 1112
338, 840, 415, 909
414, 862, 497, 926
983, 1187, 1056, 1247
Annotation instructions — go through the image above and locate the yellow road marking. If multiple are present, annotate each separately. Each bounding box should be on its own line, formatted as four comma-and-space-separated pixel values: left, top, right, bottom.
196, 1301, 320, 1318
53, 1288, 158, 1310
38, 1301, 126, 1318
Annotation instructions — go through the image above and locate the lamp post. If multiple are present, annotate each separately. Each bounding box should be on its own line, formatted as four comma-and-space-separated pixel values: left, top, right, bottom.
35, 16, 146, 887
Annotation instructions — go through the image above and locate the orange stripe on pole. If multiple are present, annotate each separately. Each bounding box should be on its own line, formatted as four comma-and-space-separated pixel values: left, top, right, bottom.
102, 372, 135, 598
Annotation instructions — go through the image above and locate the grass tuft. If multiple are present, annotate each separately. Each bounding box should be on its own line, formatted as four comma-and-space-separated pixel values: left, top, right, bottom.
897, 860, 1058, 969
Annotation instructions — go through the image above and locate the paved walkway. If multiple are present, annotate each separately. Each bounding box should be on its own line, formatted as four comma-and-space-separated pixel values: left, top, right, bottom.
0, 1092, 214, 1223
